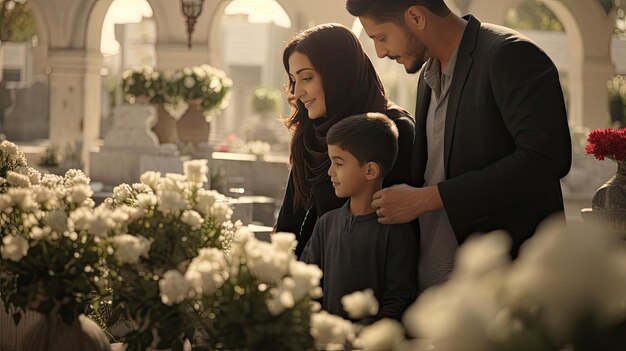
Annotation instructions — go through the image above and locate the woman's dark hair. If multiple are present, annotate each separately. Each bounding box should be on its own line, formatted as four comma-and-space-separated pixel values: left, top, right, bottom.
346, 0, 451, 23
327, 113, 399, 178
282, 23, 389, 209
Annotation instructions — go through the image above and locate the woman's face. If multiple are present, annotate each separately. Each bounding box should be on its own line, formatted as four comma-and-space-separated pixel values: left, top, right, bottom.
288, 52, 327, 119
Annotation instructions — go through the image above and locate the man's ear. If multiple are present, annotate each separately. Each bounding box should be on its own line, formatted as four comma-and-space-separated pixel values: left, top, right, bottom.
404, 5, 427, 31
365, 161, 380, 181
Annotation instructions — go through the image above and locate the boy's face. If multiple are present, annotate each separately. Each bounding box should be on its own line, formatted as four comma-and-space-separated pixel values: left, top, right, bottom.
327, 144, 369, 198
359, 15, 428, 74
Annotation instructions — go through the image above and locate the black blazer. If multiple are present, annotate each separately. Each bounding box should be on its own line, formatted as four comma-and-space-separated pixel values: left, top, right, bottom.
277, 109, 415, 257
411, 15, 571, 256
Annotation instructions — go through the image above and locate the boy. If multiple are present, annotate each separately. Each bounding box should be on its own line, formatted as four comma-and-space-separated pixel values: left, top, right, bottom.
301, 113, 417, 322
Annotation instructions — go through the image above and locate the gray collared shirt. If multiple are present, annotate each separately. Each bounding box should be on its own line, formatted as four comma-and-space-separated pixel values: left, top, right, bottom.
418, 47, 460, 291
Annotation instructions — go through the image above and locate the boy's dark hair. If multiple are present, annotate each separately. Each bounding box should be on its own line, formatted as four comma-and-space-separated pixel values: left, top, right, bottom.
327, 113, 399, 178
346, 0, 451, 23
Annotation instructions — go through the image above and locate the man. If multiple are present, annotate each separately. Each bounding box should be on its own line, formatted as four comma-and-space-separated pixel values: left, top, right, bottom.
346, 0, 571, 291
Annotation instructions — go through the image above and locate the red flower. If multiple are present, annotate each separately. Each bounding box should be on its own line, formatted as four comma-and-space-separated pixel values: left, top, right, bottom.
585, 128, 626, 161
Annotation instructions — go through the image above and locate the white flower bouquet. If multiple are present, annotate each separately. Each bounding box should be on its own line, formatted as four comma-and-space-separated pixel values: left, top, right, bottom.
192, 229, 322, 350
121, 65, 167, 104
403, 221, 626, 351
0, 165, 109, 326
167, 65, 233, 115
103, 160, 238, 350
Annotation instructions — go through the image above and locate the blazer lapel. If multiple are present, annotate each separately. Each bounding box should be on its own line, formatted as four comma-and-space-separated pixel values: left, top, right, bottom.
444, 15, 480, 177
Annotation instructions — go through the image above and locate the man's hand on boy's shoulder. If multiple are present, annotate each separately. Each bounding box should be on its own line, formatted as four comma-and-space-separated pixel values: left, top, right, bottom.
372, 184, 443, 224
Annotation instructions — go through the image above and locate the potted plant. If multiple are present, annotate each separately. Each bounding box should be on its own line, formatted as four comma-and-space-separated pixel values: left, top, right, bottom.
103, 160, 239, 350
0, 145, 111, 350
246, 87, 283, 144
166, 65, 233, 146
121, 66, 177, 144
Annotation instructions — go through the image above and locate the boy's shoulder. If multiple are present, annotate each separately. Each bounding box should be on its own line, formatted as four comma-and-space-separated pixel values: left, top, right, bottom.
317, 206, 348, 225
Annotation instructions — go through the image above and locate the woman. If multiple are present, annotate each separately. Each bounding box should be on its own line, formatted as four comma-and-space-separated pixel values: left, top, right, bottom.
275, 23, 415, 257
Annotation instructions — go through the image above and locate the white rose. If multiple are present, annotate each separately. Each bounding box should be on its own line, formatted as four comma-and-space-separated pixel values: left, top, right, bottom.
31, 186, 59, 209
132, 183, 153, 195
40, 174, 64, 188
356, 319, 405, 351
63, 169, 90, 186
185, 260, 228, 296
111, 234, 152, 264
1, 235, 29, 262
27, 167, 41, 185
454, 231, 511, 280
311, 311, 355, 350
137, 193, 158, 209
6, 171, 30, 188
183, 76, 196, 89
244, 239, 289, 284
181, 210, 204, 229
0, 194, 12, 213
113, 184, 133, 203
194, 189, 220, 215
159, 270, 190, 305
0, 140, 20, 155
183, 159, 208, 184
211, 201, 232, 224
271, 232, 297, 254
341, 289, 379, 319
29, 226, 51, 241
266, 277, 296, 316
8, 188, 37, 212
289, 260, 323, 302
140, 171, 161, 190
158, 190, 187, 214
67, 184, 93, 205
46, 209, 68, 233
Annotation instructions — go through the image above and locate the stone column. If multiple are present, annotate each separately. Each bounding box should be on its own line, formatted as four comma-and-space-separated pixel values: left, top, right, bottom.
47, 49, 102, 174
568, 57, 615, 130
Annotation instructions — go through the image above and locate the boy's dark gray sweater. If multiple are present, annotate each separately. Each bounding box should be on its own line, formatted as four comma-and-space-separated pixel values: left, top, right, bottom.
300, 200, 418, 322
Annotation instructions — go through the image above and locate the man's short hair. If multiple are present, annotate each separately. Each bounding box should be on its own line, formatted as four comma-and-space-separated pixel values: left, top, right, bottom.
346, 0, 451, 23
327, 113, 399, 178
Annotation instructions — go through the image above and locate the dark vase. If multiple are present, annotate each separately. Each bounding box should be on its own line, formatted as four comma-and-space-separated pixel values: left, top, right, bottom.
176, 101, 211, 145
152, 103, 178, 144
592, 160, 626, 212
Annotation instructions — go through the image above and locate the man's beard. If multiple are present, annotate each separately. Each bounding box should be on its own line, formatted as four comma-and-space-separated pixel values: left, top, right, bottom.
404, 28, 427, 74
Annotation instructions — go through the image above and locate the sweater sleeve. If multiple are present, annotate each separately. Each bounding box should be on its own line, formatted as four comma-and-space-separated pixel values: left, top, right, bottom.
377, 224, 418, 321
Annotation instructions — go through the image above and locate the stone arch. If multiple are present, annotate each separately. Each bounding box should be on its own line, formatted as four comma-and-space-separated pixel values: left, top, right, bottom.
469, 0, 614, 129
18, 2, 49, 78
